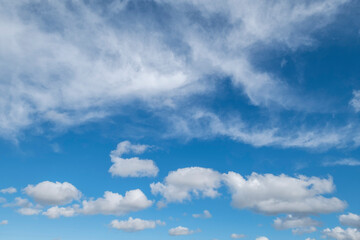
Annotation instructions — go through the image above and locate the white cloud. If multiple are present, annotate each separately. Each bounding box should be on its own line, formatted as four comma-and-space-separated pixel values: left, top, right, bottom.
340, 213, 360, 229
273, 215, 320, 234
80, 189, 152, 215
110, 141, 149, 157
305, 238, 316, 240
256, 237, 269, 240
109, 141, 159, 177
231, 233, 246, 239
350, 90, 360, 112
17, 207, 41, 216
4, 197, 32, 208
151, 167, 222, 204
110, 217, 164, 232
109, 157, 159, 178
169, 110, 349, 149
24, 181, 81, 205
192, 210, 212, 219
0, 0, 349, 145
0, 187, 17, 194
168, 226, 196, 236
223, 172, 346, 215
323, 227, 360, 240
43, 206, 77, 219
323, 159, 360, 167
0, 220, 8, 225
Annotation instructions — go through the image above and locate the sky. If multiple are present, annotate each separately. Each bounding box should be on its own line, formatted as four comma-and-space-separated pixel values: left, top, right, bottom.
0, 0, 360, 239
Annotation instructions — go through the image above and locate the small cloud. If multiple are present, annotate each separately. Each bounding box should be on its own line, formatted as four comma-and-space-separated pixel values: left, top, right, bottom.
0, 187, 17, 194
323, 158, 360, 167
231, 233, 245, 239
168, 226, 198, 236
110, 217, 165, 232
0, 220, 8, 225
192, 210, 212, 219
256, 237, 269, 240
350, 90, 360, 112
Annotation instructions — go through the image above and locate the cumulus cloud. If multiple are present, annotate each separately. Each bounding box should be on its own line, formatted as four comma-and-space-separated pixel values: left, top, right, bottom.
0, 187, 17, 194
323, 159, 360, 167
340, 213, 360, 229
231, 233, 246, 238
109, 141, 159, 177
43, 206, 78, 219
273, 215, 320, 234
80, 189, 152, 215
323, 227, 360, 240
192, 210, 212, 219
150, 167, 222, 205
168, 226, 196, 236
110, 217, 165, 232
24, 181, 81, 205
223, 172, 346, 215
0, 220, 8, 225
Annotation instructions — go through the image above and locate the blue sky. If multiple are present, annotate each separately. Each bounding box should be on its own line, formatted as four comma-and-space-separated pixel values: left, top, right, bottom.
0, 0, 360, 239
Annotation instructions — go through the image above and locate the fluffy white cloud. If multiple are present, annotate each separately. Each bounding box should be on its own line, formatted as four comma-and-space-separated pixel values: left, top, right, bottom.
0, 187, 17, 194
81, 189, 152, 215
17, 207, 41, 216
340, 213, 360, 229
231, 233, 246, 238
110, 217, 164, 232
24, 181, 81, 205
323, 227, 360, 240
306, 238, 316, 240
168, 226, 196, 236
323, 159, 360, 167
0, 220, 8, 225
223, 172, 346, 215
109, 157, 159, 177
273, 215, 320, 234
109, 141, 159, 177
192, 210, 212, 219
43, 206, 77, 219
151, 167, 222, 204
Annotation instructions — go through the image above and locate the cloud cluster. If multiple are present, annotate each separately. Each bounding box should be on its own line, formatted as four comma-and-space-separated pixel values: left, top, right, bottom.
152, 167, 346, 217
224, 172, 346, 215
